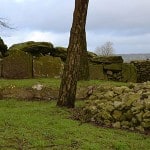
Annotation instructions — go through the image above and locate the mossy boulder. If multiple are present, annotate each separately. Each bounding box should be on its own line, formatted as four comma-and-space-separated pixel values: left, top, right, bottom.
89, 64, 105, 80
104, 63, 122, 71
0, 37, 7, 57
52, 47, 67, 62
122, 63, 137, 82
9, 41, 54, 56
33, 55, 63, 78
52, 48, 98, 62
2, 49, 33, 79
88, 51, 97, 60
90, 56, 123, 64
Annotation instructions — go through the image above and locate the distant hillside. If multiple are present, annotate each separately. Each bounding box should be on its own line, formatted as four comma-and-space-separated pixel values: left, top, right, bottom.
117, 53, 150, 62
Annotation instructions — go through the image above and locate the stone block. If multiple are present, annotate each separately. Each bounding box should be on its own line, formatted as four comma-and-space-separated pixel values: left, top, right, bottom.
122, 63, 137, 82
33, 56, 63, 78
2, 50, 33, 79
9, 41, 54, 57
90, 56, 123, 64
89, 64, 105, 80
104, 63, 122, 71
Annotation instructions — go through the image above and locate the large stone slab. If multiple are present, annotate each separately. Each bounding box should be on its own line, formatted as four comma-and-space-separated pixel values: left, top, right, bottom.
104, 63, 122, 71
90, 56, 123, 64
33, 56, 63, 78
9, 41, 54, 57
122, 63, 137, 82
89, 64, 105, 80
2, 50, 33, 79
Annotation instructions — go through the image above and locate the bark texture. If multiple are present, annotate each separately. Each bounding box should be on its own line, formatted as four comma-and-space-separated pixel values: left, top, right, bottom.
57, 0, 89, 108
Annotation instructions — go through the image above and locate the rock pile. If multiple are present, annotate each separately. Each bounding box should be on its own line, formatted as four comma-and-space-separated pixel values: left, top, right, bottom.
74, 82, 150, 133
131, 60, 150, 82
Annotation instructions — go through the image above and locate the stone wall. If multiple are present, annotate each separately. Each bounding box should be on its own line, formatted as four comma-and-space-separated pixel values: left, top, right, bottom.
0, 51, 150, 83
89, 56, 137, 82
131, 60, 150, 83
89, 57, 150, 83
2, 50, 33, 79
89, 64, 105, 80
33, 56, 63, 78
122, 63, 137, 83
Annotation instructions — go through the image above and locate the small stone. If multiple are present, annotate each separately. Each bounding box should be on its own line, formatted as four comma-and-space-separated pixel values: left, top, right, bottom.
141, 121, 150, 128
121, 121, 130, 129
114, 101, 123, 108
131, 117, 138, 124
143, 111, 150, 119
136, 112, 143, 122
112, 110, 122, 120
32, 83, 43, 91
112, 122, 121, 128
104, 91, 114, 98
135, 126, 145, 132
104, 120, 111, 126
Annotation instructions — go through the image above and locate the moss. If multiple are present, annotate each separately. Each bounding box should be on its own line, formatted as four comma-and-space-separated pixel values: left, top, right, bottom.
122, 63, 137, 82
89, 64, 105, 80
52, 47, 67, 62
33, 55, 63, 78
2, 49, 33, 79
104, 63, 122, 71
90, 56, 123, 64
8, 41, 54, 56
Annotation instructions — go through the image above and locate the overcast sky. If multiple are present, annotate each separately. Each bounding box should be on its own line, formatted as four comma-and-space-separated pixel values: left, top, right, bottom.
0, 0, 150, 54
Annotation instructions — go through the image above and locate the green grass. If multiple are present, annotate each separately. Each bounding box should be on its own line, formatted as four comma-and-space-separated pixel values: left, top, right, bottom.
0, 78, 60, 88
0, 78, 128, 88
78, 79, 129, 87
0, 99, 149, 150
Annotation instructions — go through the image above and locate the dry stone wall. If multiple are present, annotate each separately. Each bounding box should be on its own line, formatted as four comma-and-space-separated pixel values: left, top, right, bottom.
73, 82, 150, 133
131, 60, 150, 83
89, 57, 150, 83
89, 56, 138, 82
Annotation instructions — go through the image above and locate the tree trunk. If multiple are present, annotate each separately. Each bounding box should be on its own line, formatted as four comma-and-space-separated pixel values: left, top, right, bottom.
57, 0, 89, 108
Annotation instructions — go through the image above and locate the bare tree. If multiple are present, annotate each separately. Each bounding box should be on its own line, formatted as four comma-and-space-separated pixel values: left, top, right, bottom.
57, 0, 89, 108
95, 41, 114, 56
0, 18, 13, 29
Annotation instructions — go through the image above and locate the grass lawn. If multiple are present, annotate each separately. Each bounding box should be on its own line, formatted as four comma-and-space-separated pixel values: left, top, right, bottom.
0, 78, 129, 88
0, 99, 150, 150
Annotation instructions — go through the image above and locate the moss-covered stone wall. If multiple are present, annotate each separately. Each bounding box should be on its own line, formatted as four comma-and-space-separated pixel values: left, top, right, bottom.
89, 56, 150, 83
131, 60, 150, 83
89, 58, 150, 83
73, 82, 150, 132
2, 50, 33, 79
33, 56, 63, 78
0, 45, 150, 83
89, 64, 105, 80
